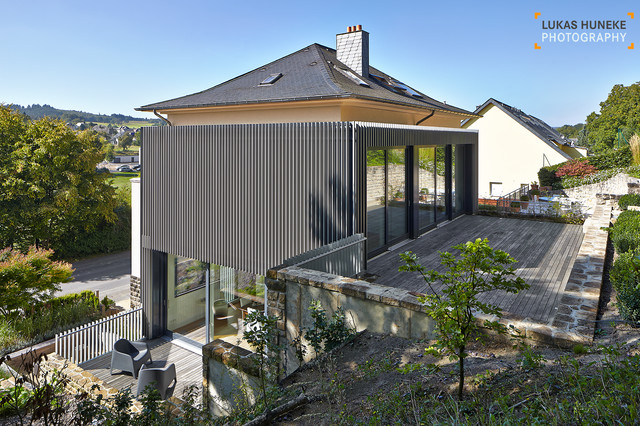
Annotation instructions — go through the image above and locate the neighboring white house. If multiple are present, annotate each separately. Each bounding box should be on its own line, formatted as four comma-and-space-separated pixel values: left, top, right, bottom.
462, 98, 585, 198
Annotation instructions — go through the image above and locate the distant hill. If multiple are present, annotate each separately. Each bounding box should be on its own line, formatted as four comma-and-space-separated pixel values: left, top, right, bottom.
9, 103, 161, 126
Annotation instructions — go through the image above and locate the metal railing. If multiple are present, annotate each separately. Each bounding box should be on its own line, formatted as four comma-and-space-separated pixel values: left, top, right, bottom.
496, 185, 530, 214
282, 234, 366, 277
55, 307, 143, 365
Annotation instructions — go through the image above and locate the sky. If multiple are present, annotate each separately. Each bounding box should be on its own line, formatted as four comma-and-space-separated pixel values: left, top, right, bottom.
1, 0, 638, 126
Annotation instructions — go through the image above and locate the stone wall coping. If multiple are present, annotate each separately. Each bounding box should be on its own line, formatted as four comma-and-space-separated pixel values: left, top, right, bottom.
202, 339, 260, 378
276, 266, 427, 313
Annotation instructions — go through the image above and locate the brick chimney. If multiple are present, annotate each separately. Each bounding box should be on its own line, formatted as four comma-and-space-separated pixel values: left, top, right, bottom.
336, 25, 369, 77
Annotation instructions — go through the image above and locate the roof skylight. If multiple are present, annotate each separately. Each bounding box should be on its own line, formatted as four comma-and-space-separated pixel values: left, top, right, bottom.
259, 73, 283, 85
370, 74, 423, 98
389, 80, 423, 98
335, 67, 369, 87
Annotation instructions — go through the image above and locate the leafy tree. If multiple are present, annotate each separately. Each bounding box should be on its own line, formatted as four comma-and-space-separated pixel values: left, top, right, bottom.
400, 238, 528, 400
586, 82, 640, 154
0, 105, 118, 252
556, 123, 584, 139
0, 247, 73, 317
118, 132, 134, 150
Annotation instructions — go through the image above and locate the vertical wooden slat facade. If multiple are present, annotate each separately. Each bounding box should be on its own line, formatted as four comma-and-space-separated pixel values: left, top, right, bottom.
140, 122, 477, 337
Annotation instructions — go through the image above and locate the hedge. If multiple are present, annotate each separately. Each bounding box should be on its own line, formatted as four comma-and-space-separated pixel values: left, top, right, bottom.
619, 194, 640, 211
611, 210, 640, 254
537, 146, 632, 189
610, 250, 640, 322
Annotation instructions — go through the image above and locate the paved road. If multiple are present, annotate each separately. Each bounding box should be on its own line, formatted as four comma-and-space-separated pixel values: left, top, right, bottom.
57, 251, 131, 309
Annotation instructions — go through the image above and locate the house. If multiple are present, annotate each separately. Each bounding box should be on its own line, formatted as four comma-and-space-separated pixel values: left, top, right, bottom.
131, 26, 479, 347
462, 98, 585, 197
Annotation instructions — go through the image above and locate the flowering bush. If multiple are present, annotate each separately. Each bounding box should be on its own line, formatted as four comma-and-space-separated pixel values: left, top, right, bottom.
555, 159, 598, 178
561, 165, 640, 189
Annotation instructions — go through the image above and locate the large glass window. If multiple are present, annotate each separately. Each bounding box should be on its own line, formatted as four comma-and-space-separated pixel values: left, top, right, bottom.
166, 254, 265, 348
452, 145, 464, 215
366, 148, 408, 254
387, 149, 407, 242
418, 147, 436, 230
435, 146, 448, 223
366, 150, 386, 253
166, 255, 207, 342
209, 265, 265, 350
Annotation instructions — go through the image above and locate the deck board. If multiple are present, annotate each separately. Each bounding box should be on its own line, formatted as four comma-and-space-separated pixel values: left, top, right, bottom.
366, 215, 584, 324
80, 338, 203, 402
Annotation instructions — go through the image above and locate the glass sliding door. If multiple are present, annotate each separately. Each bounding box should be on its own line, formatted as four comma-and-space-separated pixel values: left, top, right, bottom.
209, 264, 265, 350
166, 254, 266, 349
366, 150, 386, 253
435, 146, 448, 223
166, 254, 207, 343
387, 149, 407, 242
452, 145, 464, 215
366, 148, 408, 255
417, 147, 436, 231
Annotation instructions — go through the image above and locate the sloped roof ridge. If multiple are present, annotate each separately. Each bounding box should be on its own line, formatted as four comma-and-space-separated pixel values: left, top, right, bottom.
139, 43, 331, 110
476, 98, 572, 160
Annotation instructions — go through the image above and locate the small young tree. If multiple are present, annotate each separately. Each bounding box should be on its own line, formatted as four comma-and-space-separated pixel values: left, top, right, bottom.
400, 238, 528, 400
0, 247, 73, 317
243, 310, 281, 412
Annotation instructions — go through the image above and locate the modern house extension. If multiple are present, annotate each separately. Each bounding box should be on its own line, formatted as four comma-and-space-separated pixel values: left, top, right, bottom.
132, 26, 479, 347
462, 98, 585, 198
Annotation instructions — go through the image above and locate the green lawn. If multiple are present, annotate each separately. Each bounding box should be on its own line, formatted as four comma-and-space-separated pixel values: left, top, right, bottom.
109, 172, 139, 190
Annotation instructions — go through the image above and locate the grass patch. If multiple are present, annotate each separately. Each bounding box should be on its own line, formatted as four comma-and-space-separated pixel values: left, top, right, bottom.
108, 172, 139, 191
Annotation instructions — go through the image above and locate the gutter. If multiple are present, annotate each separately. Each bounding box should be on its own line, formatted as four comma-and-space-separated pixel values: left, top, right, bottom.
153, 109, 172, 126
415, 110, 435, 125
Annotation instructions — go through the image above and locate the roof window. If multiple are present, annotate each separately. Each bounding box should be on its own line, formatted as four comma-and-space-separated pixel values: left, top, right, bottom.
335, 67, 370, 87
259, 73, 282, 85
370, 74, 422, 98
389, 80, 423, 98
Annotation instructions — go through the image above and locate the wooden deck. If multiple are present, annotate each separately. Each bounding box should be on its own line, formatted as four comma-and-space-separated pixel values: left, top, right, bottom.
79, 338, 203, 401
366, 215, 584, 323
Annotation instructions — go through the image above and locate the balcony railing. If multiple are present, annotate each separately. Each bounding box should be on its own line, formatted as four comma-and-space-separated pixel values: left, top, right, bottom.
55, 307, 143, 365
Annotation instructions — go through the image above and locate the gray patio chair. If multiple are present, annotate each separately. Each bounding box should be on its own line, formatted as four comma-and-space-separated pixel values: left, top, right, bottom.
136, 362, 177, 400
110, 338, 152, 379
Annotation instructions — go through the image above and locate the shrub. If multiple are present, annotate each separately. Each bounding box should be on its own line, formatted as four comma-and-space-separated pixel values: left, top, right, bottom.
520, 194, 530, 201
510, 201, 520, 208
619, 194, 640, 210
611, 210, 640, 253
610, 251, 640, 321
538, 163, 562, 187
589, 146, 632, 170
555, 159, 598, 178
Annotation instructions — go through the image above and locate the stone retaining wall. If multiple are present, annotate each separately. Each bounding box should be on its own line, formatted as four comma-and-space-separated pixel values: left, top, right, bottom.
41, 353, 143, 413
130, 276, 142, 309
266, 267, 436, 375
202, 339, 261, 417
563, 173, 640, 208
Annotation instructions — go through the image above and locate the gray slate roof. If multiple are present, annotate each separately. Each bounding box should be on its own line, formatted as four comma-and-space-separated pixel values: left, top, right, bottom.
467, 98, 573, 159
137, 44, 474, 117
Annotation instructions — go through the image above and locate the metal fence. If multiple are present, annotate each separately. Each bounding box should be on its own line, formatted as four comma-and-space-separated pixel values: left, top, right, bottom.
55, 307, 143, 365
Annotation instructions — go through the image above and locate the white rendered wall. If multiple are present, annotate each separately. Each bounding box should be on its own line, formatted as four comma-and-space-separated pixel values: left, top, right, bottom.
131, 178, 141, 278
466, 106, 570, 197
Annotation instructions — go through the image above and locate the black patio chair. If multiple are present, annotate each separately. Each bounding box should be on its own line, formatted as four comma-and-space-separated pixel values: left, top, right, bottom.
110, 338, 152, 379
136, 362, 177, 400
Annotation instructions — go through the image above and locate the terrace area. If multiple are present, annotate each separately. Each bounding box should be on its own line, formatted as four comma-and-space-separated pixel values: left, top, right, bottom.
366, 214, 585, 325
79, 337, 203, 402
